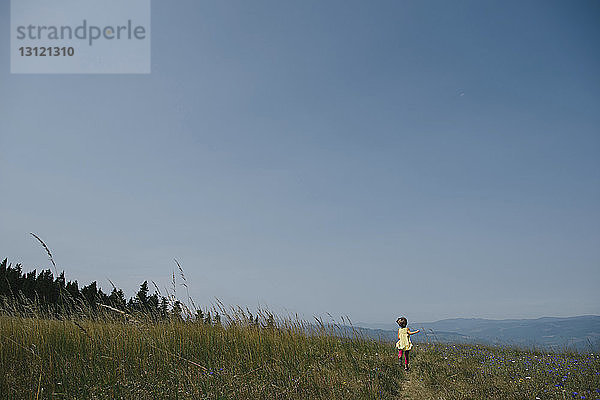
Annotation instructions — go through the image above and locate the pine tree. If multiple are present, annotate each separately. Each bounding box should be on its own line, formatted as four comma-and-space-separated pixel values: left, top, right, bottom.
22, 269, 37, 300
0, 259, 9, 296
159, 297, 169, 319
147, 291, 159, 317
81, 281, 99, 309
108, 288, 126, 309
65, 280, 81, 300
171, 301, 183, 320
135, 281, 149, 311
36, 269, 56, 306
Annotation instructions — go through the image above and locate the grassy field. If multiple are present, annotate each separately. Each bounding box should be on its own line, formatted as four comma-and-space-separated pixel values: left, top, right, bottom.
0, 311, 404, 400
1, 311, 598, 399
411, 342, 600, 400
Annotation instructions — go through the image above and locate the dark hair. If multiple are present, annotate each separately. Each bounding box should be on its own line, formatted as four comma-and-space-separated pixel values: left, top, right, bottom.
396, 317, 407, 328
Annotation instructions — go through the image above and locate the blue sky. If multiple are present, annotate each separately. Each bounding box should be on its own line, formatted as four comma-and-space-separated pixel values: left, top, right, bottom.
1, 0, 599, 323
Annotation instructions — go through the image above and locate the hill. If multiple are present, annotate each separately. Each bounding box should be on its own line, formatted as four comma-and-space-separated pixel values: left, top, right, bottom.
356, 315, 600, 351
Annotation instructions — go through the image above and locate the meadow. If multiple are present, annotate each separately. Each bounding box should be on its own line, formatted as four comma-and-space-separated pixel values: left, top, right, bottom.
412, 342, 600, 400
0, 306, 404, 400
1, 248, 598, 399
1, 306, 598, 400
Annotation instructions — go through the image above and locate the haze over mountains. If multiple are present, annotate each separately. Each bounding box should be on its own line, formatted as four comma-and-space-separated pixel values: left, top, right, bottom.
354, 315, 600, 351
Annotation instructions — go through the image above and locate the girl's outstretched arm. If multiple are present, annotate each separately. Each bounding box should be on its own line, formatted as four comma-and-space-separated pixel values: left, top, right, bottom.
407, 329, 420, 335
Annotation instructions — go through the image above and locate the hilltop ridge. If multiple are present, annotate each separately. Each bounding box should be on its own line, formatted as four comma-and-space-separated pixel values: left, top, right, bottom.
355, 315, 600, 351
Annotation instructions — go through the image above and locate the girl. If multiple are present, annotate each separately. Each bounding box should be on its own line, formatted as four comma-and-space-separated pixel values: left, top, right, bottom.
396, 317, 420, 371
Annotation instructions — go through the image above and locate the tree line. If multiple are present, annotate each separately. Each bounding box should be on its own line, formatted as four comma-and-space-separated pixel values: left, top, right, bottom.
0, 258, 221, 323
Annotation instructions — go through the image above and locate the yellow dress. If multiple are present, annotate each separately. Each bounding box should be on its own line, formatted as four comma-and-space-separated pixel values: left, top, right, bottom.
396, 327, 412, 351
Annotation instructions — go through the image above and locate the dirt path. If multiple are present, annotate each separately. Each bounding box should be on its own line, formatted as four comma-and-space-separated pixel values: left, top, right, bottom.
399, 371, 440, 400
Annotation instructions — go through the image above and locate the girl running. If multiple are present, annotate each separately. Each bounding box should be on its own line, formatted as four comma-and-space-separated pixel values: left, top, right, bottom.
396, 317, 420, 371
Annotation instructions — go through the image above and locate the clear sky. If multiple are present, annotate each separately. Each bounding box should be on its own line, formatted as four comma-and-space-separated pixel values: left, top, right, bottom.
1, 0, 599, 323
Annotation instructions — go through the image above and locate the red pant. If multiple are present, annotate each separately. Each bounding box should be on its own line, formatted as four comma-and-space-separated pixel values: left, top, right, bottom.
398, 349, 410, 366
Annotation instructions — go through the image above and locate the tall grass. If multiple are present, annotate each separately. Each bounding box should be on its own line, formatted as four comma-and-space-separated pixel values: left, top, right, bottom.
2, 305, 598, 399
1, 238, 406, 399
0, 304, 405, 399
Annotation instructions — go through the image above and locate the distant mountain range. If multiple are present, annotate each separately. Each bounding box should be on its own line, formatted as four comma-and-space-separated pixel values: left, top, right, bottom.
351, 315, 600, 351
